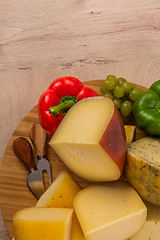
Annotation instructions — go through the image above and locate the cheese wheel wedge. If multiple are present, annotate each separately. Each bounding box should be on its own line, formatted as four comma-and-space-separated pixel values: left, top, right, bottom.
73, 181, 147, 240
36, 170, 81, 208
36, 170, 85, 240
129, 201, 160, 240
13, 207, 73, 240
50, 96, 126, 181
125, 136, 160, 205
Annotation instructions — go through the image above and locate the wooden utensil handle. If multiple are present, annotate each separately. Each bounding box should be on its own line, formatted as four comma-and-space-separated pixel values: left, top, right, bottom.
13, 137, 35, 170
30, 123, 47, 157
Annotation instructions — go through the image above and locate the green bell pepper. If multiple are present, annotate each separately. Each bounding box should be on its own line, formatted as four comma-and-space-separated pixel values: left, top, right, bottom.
133, 80, 160, 136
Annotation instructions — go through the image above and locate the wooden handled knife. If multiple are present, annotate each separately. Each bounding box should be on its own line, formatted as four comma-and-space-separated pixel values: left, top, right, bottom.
13, 137, 45, 199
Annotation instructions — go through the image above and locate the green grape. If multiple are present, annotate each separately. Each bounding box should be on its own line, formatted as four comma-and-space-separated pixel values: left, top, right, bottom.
104, 92, 114, 100
121, 113, 130, 124
118, 77, 127, 85
103, 78, 116, 90
100, 86, 109, 95
129, 88, 144, 101
106, 75, 119, 85
132, 85, 137, 89
114, 85, 124, 98
113, 98, 121, 109
121, 82, 133, 93
99, 75, 142, 124
120, 100, 132, 116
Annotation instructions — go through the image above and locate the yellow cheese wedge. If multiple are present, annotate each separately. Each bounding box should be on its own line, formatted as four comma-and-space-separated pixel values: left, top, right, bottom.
125, 136, 160, 205
73, 181, 147, 240
36, 170, 85, 240
124, 125, 136, 144
70, 214, 85, 240
129, 201, 160, 240
36, 170, 81, 208
50, 96, 126, 182
13, 207, 73, 240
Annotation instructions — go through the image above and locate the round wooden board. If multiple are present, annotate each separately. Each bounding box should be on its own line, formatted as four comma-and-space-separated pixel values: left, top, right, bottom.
0, 80, 147, 239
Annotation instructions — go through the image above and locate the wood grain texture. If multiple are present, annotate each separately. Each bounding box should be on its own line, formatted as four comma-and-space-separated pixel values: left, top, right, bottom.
1, 0, 160, 74
0, 80, 147, 239
0, 1, 160, 239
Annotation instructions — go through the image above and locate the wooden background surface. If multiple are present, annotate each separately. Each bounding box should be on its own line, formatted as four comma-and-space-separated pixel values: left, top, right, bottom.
1, 1, 160, 239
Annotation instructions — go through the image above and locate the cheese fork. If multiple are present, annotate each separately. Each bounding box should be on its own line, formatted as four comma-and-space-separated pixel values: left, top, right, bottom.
13, 137, 45, 199
30, 123, 52, 185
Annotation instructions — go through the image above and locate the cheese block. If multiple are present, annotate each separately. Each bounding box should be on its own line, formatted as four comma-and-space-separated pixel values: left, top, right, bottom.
125, 136, 160, 205
36, 170, 85, 240
129, 201, 160, 240
50, 96, 126, 182
13, 207, 73, 240
36, 170, 81, 208
124, 125, 136, 144
73, 181, 147, 240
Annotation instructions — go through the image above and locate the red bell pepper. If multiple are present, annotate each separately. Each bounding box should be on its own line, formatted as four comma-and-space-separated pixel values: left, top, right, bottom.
38, 76, 98, 135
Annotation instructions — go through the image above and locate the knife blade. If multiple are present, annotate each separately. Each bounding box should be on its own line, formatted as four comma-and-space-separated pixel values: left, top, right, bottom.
13, 137, 45, 199
30, 123, 52, 185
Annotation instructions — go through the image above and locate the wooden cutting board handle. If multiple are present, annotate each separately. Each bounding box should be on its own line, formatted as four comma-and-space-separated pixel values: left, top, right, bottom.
30, 123, 47, 157
13, 137, 35, 170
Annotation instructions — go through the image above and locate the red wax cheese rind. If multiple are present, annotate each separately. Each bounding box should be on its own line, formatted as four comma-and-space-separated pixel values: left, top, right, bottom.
100, 105, 126, 173
50, 96, 126, 182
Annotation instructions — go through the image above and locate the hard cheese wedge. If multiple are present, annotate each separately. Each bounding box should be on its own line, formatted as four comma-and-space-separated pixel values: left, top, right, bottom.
50, 96, 126, 182
125, 136, 160, 205
13, 207, 73, 240
124, 125, 136, 144
129, 201, 160, 240
36, 170, 81, 208
36, 170, 85, 240
73, 181, 147, 240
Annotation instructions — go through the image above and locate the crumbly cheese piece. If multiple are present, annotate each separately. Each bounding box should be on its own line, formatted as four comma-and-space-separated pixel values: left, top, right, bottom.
125, 136, 160, 205
73, 181, 147, 240
129, 201, 160, 240
50, 96, 126, 182
36, 170, 85, 240
124, 125, 136, 144
13, 207, 73, 240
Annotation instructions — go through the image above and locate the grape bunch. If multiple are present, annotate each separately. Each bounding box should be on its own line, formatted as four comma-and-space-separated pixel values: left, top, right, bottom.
100, 75, 144, 123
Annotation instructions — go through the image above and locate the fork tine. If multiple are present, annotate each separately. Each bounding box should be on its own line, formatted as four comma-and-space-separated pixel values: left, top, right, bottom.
37, 158, 52, 185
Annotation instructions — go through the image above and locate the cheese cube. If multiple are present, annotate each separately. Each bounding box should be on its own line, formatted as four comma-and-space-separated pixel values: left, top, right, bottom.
129, 201, 160, 240
13, 207, 73, 240
125, 136, 160, 205
50, 96, 126, 182
73, 181, 147, 240
36, 170, 85, 240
